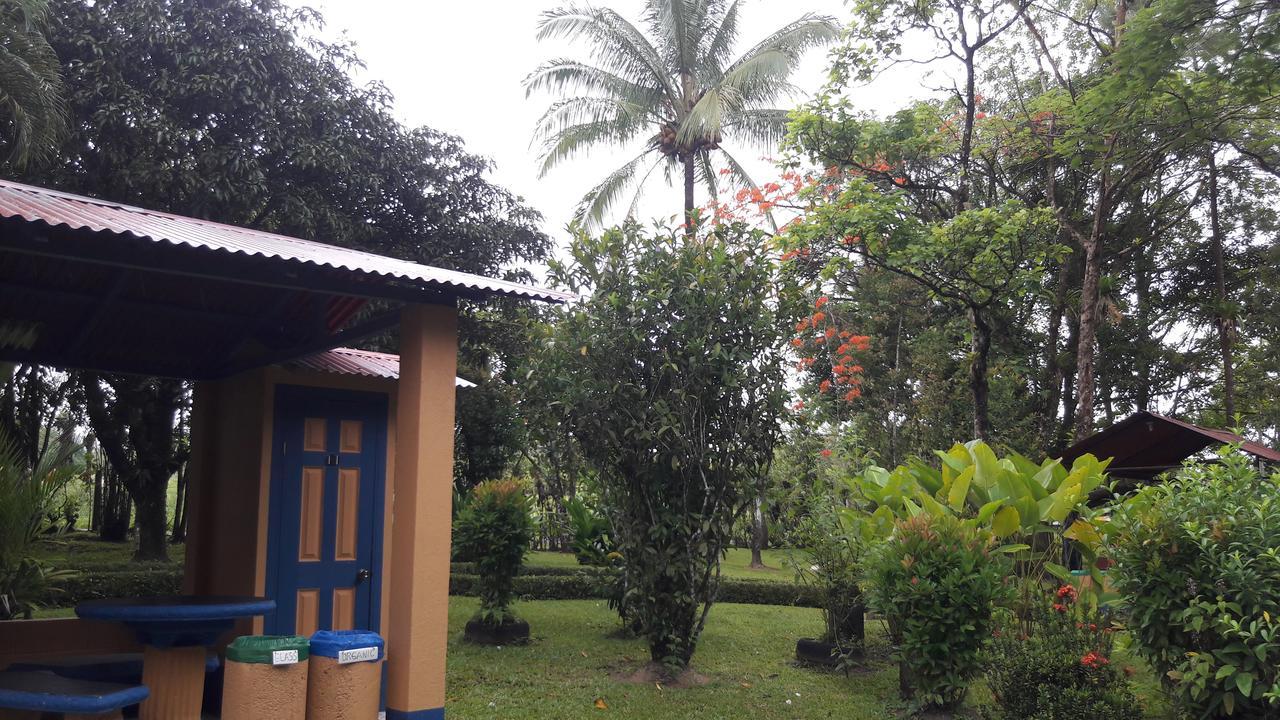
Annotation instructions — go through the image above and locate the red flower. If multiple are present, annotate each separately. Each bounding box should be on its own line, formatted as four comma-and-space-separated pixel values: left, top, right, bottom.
815, 296, 829, 308
1052, 603, 1066, 613
812, 311, 826, 324
1081, 651, 1110, 669
791, 338, 804, 348
819, 380, 832, 393
1056, 585, 1078, 604
820, 449, 833, 459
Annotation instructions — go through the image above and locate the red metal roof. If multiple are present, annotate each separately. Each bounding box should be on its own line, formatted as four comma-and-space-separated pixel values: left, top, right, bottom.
1060, 410, 1280, 480
0, 179, 574, 304
292, 347, 475, 387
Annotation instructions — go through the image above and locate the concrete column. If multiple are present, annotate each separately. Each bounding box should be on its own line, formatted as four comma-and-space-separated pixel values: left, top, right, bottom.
385, 302, 457, 720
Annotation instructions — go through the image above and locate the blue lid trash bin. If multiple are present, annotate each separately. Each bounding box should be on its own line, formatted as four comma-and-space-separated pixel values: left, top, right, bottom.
306, 631, 384, 720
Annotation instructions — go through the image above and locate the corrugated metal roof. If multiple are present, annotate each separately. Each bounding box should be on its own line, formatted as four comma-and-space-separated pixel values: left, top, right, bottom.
292, 347, 476, 387
1060, 410, 1280, 480
0, 179, 574, 304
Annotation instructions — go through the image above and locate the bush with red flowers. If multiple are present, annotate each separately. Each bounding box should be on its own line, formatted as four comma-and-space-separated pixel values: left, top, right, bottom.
982, 587, 1142, 720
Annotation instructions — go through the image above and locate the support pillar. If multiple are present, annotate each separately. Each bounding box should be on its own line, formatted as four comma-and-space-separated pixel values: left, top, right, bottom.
385, 302, 457, 720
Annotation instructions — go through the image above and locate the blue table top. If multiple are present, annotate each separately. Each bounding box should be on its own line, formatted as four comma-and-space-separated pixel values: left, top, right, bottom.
75, 596, 275, 623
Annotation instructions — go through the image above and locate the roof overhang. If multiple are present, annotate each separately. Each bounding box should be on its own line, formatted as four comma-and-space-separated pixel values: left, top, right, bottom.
1060, 410, 1280, 482
0, 180, 571, 379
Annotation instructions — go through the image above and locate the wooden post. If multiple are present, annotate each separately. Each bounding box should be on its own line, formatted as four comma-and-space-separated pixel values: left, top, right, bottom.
384, 302, 457, 720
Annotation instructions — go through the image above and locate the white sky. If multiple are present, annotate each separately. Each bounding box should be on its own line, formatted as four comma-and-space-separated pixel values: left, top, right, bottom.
291, 0, 929, 258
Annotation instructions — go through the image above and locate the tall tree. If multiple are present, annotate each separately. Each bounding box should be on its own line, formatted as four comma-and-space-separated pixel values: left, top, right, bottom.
526, 0, 838, 227
0, 0, 65, 167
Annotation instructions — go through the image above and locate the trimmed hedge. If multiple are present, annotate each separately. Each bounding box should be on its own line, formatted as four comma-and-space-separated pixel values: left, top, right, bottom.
450, 567, 821, 608
36, 568, 183, 608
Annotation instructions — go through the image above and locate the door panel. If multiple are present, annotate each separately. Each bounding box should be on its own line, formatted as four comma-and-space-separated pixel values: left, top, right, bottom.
266, 386, 387, 636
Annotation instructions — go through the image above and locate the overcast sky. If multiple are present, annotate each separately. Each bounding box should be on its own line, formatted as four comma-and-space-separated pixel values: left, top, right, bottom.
291, 0, 929, 255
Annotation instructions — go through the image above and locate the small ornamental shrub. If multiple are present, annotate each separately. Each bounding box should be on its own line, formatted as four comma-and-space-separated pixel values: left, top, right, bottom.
452, 479, 535, 626
983, 586, 1143, 720
788, 483, 866, 650
864, 513, 1010, 710
1108, 448, 1280, 718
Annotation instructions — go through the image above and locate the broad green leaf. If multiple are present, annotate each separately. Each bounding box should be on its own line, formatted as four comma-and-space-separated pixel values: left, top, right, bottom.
1045, 562, 1071, 582
948, 465, 974, 511
992, 505, 1020, 538
1064, 519, 1103, 548
976, 499, 1004, 524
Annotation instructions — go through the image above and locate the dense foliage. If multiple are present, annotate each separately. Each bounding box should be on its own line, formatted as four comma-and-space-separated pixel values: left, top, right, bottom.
983, 588, 1142, 720
0, 0, 65, 168
452, 479, 536, 626
564, 497, 614, 567
526, 222, 789, 673
863, 514, 1010, 710
1108, 449, 1280, 718
771, 0, 1280, 462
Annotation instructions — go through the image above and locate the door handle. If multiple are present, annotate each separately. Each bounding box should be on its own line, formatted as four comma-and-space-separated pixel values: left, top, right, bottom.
356, 568, 372, 585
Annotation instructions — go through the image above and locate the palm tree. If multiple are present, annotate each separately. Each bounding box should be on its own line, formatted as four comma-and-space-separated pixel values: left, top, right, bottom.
527, 0, 837, 227
0, 0, 66, 168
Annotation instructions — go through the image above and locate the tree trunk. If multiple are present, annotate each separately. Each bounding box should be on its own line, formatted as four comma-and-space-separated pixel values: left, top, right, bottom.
170, 462, 187, 543
134, 481, 168, 561
1072, 228, 1103, 441
749, 486, 767, 569
683, 155, 696, 233
1206, 149, 1235, 418
970, 309, 992, 441
1040, 252, 1072, 448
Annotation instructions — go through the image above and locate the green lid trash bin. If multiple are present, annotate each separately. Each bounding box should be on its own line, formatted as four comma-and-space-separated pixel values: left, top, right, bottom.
305, 630, 384, 720
222, 635, 310, 720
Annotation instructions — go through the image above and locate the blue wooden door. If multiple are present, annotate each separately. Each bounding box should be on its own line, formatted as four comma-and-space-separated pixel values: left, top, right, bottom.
265, 385, 387, 636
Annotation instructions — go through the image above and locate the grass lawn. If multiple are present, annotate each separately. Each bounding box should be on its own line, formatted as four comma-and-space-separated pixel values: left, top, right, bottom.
528, 547, 796, 582
445, 597, 1174, 719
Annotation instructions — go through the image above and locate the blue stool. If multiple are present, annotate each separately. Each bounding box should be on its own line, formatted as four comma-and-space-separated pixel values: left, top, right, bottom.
0, 670, 148, 719
9, 653, 220, 686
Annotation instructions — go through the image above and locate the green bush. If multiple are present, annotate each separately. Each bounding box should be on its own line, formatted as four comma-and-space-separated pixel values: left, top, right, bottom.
1108, 448, 1280, 718
37, 567, 182, 607
449, 568, 821, 608
864, 513, 1010, 710
983, 586, 1142, 720
787, 481, 865, 648
452, 479, 535, 626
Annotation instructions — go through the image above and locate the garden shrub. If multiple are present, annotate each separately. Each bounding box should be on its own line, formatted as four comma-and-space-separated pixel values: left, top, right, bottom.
864, 513, 1010, 710
39, 567, 182, 607
1108, 448, 1280, 718
451, 479, 535, 626
788, 482, 866, 649
983, 585, 1142, 720
448, 569, 821, 608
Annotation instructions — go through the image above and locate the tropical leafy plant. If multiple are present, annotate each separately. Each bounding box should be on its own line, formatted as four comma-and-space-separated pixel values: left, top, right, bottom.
1107, 447, 1280, 718
0, 427, 77, 619
849, 441, 1113, 596
526, 0, 838, 225
564, 497, 615, 566
452, 479, 536, 627
0, 0, 65, 168
863, 513, 1010, 710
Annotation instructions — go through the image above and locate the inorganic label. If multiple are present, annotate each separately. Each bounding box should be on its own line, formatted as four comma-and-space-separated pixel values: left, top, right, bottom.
337, 646, 379, 664
272, 649, 299, 665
